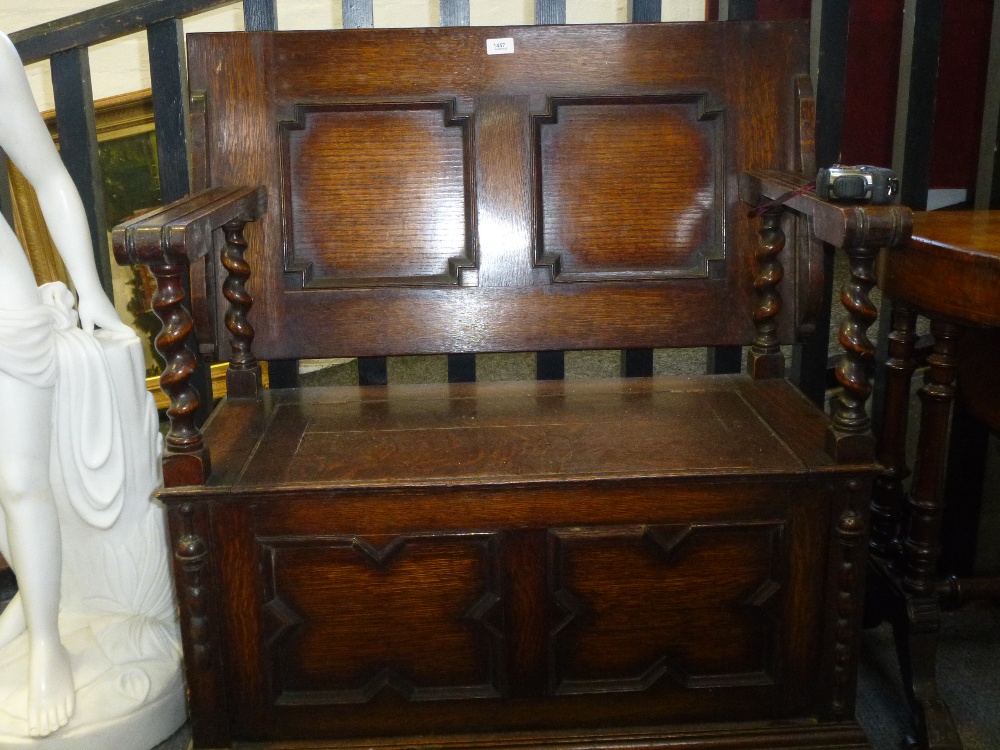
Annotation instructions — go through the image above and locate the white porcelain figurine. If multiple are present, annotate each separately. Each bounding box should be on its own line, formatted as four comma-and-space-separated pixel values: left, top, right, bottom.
0, 32, 184, 748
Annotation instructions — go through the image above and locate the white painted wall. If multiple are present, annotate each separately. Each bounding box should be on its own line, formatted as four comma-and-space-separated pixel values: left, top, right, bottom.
1, 0, 704, 112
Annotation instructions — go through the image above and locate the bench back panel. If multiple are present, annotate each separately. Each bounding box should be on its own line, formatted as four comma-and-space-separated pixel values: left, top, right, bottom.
187, 22, 809, 360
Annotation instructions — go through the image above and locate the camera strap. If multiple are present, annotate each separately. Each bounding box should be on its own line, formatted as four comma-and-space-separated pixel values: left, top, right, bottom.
748, 181, 816, 219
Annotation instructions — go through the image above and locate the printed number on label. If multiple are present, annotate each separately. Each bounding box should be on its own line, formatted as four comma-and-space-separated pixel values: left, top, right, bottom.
486, 38, 515, 55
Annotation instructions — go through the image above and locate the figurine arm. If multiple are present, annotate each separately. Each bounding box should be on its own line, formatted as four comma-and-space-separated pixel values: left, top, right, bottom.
0, 33, 129, 334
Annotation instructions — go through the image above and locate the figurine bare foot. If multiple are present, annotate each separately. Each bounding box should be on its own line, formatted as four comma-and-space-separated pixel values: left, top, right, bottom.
28, 639, 75, 737
0, 592, 26, 650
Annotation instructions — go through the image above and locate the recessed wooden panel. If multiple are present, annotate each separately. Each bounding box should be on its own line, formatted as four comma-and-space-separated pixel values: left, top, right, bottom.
549, 523, 785, 694
259, 532, 504, 704
280, 102, 473, 287
537, 97, 724, 282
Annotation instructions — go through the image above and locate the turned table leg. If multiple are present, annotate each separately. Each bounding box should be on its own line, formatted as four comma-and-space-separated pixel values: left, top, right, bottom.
871, 306, 919, 568
895, 319, 963, 750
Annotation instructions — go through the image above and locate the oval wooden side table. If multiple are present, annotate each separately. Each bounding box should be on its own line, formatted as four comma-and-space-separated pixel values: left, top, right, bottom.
871, 210, 1000, 750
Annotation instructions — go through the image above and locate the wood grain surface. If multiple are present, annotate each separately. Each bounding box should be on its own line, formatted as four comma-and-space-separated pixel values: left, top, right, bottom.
185, 22, 810, 359
878, 210, 1000, 327
114, 21, 885, 750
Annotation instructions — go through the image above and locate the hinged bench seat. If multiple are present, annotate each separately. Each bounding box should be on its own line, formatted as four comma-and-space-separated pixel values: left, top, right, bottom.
189, 375, 856, 493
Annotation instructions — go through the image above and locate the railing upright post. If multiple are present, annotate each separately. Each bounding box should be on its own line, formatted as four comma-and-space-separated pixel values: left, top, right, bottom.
0, 151, 12, 227
440, 0, 470, 27
51, 46, 113, 301
147, 18, 216, 423
535, 0, 566, 25
719, 0, 757, 20
244, 0, 278, 31
627, 0, 661, 23
974, 0, 1000, 209
892, 0, 944, 211
789, 0, 851, 406
343, 0, 374, 29
147, 19, 190, 203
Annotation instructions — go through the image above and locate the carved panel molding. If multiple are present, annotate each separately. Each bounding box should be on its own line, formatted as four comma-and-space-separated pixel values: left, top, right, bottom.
533, 94, 727, 283
549, 522, 784, 696
258, 531, 504, 706
277, 100, 476, 289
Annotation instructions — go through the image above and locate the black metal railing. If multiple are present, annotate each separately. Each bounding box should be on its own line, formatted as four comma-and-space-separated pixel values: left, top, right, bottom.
2, 0, 677, 390
1, 0, 915, 401
6, 0, 277, 299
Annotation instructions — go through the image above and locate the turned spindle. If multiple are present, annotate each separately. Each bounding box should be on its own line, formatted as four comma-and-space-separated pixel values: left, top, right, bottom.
221, 219, 262, 398
748, 208, 786, 379
150, 262, 211, 486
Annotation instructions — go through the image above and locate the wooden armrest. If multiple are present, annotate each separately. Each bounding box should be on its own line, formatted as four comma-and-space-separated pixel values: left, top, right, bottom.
112, 185, 266, 266
110, 185, 265, 489
739, 170, 911, 249
741, 170, 914, 464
